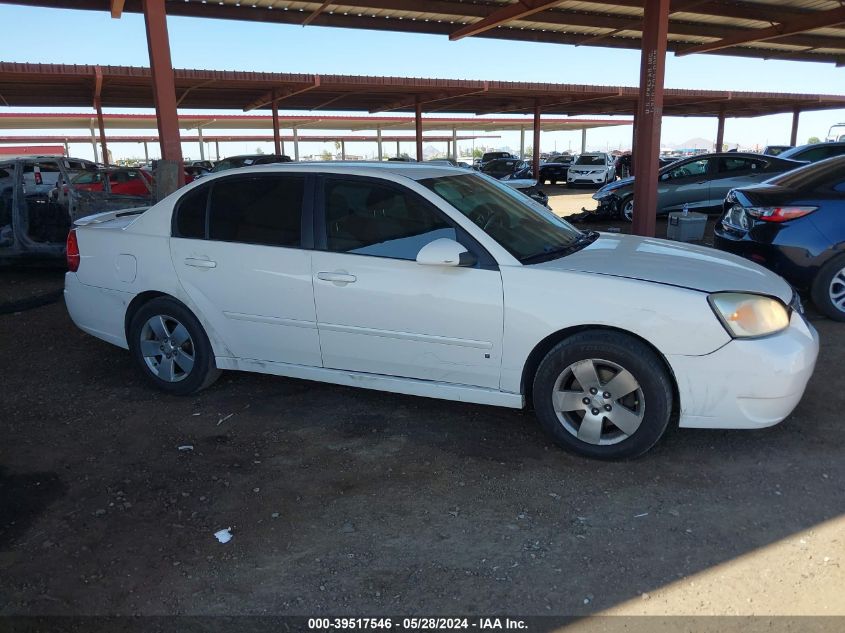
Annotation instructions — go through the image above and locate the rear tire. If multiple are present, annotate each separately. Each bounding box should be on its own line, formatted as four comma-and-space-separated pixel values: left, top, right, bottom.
811, 255, 845, 322
128, 297, 221, 395
618, 195, 634, 222
532, 331, 673, 459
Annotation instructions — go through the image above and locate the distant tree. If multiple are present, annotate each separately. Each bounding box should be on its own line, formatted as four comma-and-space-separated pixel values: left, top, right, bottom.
807, 136, 821, 144
524, 146, 533, 158
320, 149, 332, 161
255, 147, 264, 155
471, 148, 484, 158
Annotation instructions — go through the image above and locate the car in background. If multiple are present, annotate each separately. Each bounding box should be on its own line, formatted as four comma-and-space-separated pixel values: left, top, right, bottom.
567, 153, 616, 187
210, 154, 292, 173
0, 156, 99, 263
185, 165, 211, 180
480, 151, 516, 166
426, 159, 472, 169
538, 154, 573, 185
777, 142, 845, 164
187, 160, 214, 170
714, 155, 845, 321
480, 158, 533, 181
592, 152, 805, 222
71, 167, 154, 197
762, 145, 793, 157
64, 162, 817, 459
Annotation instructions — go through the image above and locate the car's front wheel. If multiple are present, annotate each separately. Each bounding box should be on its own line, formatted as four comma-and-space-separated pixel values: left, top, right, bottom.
812, 255, 845, 322
619, 195, 634, 222
532, 331, 673, 459
128, 297, 221, 395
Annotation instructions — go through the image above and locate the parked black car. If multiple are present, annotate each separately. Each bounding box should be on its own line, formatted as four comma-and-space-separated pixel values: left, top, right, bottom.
480, 151, 516, 166
480, 158, 533, 181
210, 154, 292, 173
762, 145, 793, 157
777, 142, 845, 163
538, 154, 572, 184
713, 155, 845, 320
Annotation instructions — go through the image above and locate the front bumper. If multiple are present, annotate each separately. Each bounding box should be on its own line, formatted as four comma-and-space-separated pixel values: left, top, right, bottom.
568, 172, 608, 185
668, 311, 819, 429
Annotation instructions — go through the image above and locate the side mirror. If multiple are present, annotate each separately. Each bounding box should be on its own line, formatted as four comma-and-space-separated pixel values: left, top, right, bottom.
416, 238, 476, 267
660, 173, 670, 181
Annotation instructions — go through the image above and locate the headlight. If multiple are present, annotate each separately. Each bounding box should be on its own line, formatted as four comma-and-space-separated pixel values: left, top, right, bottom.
708, 292, 790, 338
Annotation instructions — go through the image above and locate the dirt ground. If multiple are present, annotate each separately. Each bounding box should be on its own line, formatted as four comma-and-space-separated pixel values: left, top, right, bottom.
1, 198, 844, 623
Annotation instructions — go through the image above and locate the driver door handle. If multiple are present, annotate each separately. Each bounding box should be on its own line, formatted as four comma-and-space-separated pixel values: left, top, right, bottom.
184, 257, 217, 269
317, 272, 357, 284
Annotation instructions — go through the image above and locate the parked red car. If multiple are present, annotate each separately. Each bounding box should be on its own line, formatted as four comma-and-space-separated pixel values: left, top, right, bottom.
71, 168, 154, 196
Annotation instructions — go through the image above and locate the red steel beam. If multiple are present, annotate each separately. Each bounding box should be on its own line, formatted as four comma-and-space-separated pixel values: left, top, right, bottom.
715, 107, 725, 152
676, 5, 845, 57
93, 66, 109, 165
271, 89, 282, 156
449, 0, 563, 41
532, 100, 541, 181
142, 0, 184, 184
631, 0, 670, 238
302, 0, 332, 27
110, 0, 124, 18
414, 97, 423, 162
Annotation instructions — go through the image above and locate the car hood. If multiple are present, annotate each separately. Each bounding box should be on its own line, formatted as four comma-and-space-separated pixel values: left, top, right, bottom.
533, 233, 792, 302
503, 178, 539, 189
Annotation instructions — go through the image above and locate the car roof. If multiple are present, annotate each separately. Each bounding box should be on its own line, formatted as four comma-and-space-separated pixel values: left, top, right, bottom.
778, 142, 845, 158
202, 160, 469, 181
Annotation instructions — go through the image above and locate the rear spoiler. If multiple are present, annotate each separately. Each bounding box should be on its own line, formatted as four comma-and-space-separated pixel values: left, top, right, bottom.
73, 207, 149, 227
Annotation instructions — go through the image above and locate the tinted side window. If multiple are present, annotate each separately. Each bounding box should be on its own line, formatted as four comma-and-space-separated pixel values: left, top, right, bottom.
209, 175, 303, 247
667, 159, 708, 179
174, 185, 209, 239
323, 179, 456, 260
718, 158, 763, 173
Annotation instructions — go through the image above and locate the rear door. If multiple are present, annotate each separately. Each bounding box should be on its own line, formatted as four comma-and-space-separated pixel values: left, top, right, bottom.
711, 156, 770, 207
170, 173, 322, 367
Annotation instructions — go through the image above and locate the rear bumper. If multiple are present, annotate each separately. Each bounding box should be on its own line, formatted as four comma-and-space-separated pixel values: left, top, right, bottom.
669, 311, 819, 429
713, 226, 824, 290
64, 272, 131, 349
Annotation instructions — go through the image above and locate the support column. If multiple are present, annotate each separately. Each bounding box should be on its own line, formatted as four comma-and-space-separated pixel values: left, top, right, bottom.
715, 109, 726, 153
293, 128, 300, 161
95, 100, 109, 166
581, 128, 587, 154
631, 0, 670, 238
215, 141, 220, 161
446, 140, 451, 159
520, 127, 525, 159
415, 97, 424, 162
143, 0, 184, 190
90, 127, 98, 162
341, 140, 346, 160
198, 127, 205, 160
452, 127, 458, 161
396, 140, 400, 158
532, 101, 541, 180
143, 141, 149, 163
790, 108, 801, 146
271, 92, 282, 156
64, 140, 70, 157
377, 127, 383, 161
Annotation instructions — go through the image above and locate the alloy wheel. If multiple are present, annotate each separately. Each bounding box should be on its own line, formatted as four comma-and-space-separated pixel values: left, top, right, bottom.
139, 314, 195, 382
828, 267, 845, 314
551, 358, 645, 445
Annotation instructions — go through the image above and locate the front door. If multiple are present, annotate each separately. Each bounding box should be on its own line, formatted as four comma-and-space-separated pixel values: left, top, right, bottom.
310, 175, 504, 389
170, 173, 322, 367
658, 157, 712, 213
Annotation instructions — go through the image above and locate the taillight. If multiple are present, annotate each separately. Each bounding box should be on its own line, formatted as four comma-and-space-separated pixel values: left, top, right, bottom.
66, 229, 80, 272
746, 206, 818, 223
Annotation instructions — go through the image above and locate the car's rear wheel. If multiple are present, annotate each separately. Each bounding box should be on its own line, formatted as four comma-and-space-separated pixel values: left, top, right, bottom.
811, 255, 845, 322
532, 331, 673, 459
619, 195, 634, 222
128, 297, 221, 395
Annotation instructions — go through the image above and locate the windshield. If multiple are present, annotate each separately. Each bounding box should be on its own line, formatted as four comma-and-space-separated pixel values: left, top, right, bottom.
574, 155, 606, 166
419, 173, 585, 263
764, 155, 845, 190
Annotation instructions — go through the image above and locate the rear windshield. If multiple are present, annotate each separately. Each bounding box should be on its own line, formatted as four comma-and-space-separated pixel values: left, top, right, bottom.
764, 155, 845, 190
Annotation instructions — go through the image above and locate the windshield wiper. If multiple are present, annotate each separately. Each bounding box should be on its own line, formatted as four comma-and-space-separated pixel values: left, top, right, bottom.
520, 230, 599, 264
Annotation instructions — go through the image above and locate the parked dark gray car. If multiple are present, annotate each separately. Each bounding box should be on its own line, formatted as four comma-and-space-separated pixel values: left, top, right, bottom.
591, 152, 805, 221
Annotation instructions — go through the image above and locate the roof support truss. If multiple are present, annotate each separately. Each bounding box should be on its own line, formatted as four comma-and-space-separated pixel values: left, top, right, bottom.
243, 76, 321, 112
449, 0, 563, 41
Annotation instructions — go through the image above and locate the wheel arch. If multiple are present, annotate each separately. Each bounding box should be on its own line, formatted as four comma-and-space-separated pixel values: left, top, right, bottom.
520, 324, 680, 418
124, 290, 173, 338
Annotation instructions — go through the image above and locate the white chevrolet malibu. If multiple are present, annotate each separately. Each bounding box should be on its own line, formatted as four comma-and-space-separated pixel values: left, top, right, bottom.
64, 163, 819, 459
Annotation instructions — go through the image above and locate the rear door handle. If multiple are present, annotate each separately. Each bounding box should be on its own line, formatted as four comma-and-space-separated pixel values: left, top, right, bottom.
317, 271, 357, 284
184, 257, 217, 269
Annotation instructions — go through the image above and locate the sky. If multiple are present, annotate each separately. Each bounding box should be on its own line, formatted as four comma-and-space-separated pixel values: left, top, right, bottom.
2, 4, 845, 161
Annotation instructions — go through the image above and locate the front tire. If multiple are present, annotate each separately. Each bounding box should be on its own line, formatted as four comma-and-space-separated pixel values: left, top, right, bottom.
128, 297, 221, 395
619, 195, 634, 222
811, 255, 845, 322
532, 331, 673, 459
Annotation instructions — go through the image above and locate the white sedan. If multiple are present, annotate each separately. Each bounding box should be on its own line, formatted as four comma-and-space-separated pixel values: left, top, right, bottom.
64, 163, 819, 459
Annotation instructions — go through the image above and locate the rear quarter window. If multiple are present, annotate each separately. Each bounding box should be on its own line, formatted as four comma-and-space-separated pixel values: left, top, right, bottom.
173, 185, 209, 239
